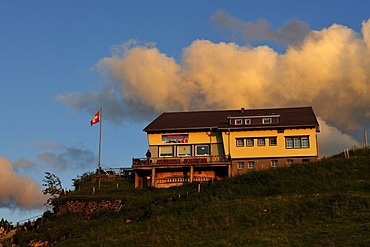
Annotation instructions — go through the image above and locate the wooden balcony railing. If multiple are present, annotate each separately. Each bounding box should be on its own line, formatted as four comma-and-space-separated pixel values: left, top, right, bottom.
156, 176, 213, 184
132, 155, 230, 166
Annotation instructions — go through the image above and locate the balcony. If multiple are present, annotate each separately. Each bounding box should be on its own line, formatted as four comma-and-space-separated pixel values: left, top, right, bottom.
132, 155, 230, 167
156, 176, 213, 184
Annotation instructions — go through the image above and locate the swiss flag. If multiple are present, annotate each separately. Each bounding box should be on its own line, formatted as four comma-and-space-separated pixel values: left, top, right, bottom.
90, 110, 100, 126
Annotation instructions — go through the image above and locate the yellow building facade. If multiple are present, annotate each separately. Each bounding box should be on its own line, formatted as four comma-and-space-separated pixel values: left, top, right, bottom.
132, 107, 320, 188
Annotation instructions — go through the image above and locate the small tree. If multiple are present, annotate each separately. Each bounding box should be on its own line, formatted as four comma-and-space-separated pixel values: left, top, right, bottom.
42, 172, 63, 207
72, 171, 94, 190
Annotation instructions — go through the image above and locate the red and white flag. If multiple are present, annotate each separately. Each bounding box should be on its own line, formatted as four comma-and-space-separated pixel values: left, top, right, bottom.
90, 110, 100, 126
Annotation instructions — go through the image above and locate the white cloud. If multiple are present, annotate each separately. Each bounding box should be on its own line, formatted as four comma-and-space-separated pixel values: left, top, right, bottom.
36, 145, 96, 172
57, 17, 370, 152
0, 157, 47, 209
317, 118, 361, 157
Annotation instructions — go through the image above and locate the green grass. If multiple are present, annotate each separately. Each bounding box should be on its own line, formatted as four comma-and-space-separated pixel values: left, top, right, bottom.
8, 148, 370, 246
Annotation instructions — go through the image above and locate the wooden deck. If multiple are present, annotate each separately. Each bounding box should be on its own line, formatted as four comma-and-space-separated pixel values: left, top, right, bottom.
132, 155, 230, 167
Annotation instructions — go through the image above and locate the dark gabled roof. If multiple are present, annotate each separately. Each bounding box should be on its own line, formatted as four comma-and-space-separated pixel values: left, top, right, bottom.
144, 106, 319, 132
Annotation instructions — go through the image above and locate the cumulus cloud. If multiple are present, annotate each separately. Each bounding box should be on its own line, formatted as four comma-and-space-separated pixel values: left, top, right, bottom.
0, 143, 96, 210
57, 15, 370, 156
56, 89, 156, 123
36, 145, 96, 172
317, 118, 361, 157
0, 157, 46, 209
211, 9, 311, 47
12, 143, 97, 173
12, 158, 37, 171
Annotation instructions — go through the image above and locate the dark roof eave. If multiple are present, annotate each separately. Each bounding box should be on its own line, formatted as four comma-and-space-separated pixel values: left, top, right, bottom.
145, 124, 319, 133
219, 124, 319, 131
144, 126, 219, 133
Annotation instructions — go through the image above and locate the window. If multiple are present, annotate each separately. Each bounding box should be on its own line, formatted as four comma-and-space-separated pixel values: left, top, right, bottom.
236, 139, 244, 147
248, 161, 255, 169
294, 138, 301, 148
271, 160, 278, 168
196, 145, 209, 156
235, 119, 243, 125
302, 159, 310, 163
287, 159, 294, 166
159, 146, 173, 157
301, 137, 309, 148
245, 119, 251, 125
269, 137, 277, 146
177, 145, 191, 156
263, 118, 272, 124
258, 138, 265, 146
286, 138, 293, 148
286, 136, 310, 149
237, 162, 244, 169
246, 138, 254, 147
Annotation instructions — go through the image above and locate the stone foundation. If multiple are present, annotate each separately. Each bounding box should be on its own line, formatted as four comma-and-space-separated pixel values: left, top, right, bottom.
56, 199, 123, 216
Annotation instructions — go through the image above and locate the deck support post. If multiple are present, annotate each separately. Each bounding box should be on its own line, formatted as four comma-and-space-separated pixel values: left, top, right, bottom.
151, 167, 156, 187
190, 165, 194, 183
134, 173, 140, 188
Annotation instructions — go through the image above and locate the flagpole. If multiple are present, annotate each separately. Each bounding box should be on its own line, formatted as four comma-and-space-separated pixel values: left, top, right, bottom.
98, 107, 102, 189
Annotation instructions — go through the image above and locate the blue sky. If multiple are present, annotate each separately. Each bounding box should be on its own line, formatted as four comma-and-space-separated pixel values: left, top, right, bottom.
1, 1, 370, 224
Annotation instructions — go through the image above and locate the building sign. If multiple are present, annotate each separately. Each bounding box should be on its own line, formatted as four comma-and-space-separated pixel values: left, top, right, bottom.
162, 134, 189, 143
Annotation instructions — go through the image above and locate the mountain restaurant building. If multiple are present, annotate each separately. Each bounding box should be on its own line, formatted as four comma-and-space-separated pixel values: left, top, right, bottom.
132, 106, 320, 188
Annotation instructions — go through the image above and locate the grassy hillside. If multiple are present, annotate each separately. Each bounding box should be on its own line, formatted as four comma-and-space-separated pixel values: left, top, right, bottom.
7, 148, 370, 246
